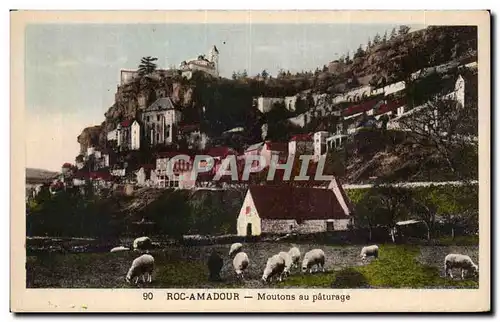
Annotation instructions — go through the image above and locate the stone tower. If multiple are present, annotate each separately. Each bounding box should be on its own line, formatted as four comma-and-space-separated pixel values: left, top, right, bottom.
209, 45, 219, 76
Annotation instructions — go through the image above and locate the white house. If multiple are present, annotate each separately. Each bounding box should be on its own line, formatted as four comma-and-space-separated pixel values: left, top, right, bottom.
288, 133, 314, 157
255, 96, 285, 113
135, 165, 157, 187
115, 119, 141, 151
142, 97, 181, 146
107, 129, 118, 141
284, 95, 298, 111
236, 180, 353, 236
313, 131, 330, 161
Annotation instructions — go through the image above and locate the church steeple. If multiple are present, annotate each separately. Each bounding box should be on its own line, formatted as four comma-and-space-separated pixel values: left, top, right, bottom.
209, 45, 219, 76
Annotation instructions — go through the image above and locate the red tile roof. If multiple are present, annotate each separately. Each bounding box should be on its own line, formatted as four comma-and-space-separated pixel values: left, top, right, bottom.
265, 141, 288, 153
342, 98, 381, 117
120, 119, 135, 127
290, 133, 313, 142
73, 171, 90, 179
204, 146, 238, 158
90, 171, 112, 181
62, 163, 73, 168
248, 185, 350, 221
374, 99, 405, 115
156, 151, 191, 158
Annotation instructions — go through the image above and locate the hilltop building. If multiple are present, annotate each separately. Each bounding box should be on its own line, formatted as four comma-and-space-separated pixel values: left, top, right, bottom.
179, 45, 219, 79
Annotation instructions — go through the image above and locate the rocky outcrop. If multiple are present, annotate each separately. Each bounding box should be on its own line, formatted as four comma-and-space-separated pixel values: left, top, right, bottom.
77, 125, 102, 154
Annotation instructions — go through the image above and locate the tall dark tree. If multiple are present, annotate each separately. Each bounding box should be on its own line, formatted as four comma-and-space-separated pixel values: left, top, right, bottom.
390, 27, 397, 40
138, 56, 158, 76
261, 69, 269, 79
373, 33, 381, 45
382, 31, 388, 44
354, 45, 365, 58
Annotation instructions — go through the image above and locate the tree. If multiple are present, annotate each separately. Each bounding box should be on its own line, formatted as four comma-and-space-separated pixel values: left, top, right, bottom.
354, 190, 381, 241
371, 186, 412, 242
373, 33, 381, 45
398, 25, 411, 36
261, 69, 269, 79
410, 190, 438, 240
398, 95, 478, 179
138, 56, 158, 76
354, 45, 365, 59
390, 27, 397, 40
231, 71, 238, 80
345, 52, 351, 64
367, 38, 372, 49
382, 31, 388, 44
241, 69, 248, 78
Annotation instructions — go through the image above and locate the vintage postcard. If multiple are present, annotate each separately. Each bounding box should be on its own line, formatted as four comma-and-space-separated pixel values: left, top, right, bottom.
11, 10, 490, 313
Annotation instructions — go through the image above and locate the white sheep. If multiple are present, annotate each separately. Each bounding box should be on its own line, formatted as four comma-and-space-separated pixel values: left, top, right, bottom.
288, 246, 301, 269
126, 254, 155, 285
133, 236, 153, 251
360, 245, 379, 261
228, 242, 243, 257
233, 252, 249, 280
444, 253, 479, 280
301, 249, 326, 274
110, 246, 130, 253
278, 251, 293, 279
262, 254, 286, 283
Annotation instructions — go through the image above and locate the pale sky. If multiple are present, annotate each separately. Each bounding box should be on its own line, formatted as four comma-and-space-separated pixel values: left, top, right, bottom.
25, 23, 424, 171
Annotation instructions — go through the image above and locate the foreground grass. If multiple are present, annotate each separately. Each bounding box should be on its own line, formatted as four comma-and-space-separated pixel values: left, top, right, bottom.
282, 245, 478, 289
27, 245, 478, 289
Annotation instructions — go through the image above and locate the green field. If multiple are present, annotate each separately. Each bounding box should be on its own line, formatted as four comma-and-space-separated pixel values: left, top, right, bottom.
26, 243, 478, 289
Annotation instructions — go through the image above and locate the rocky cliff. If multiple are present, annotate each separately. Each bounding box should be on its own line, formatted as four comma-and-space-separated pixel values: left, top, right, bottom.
76, 25, 478, 157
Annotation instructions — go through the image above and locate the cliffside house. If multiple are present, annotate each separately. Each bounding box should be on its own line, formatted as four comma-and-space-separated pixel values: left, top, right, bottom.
178, 124, 209, 150
116, 119, 141, 151
288, 133, 314, 157
387, 73, 471, 130
154, 151, 194, 188
236, 179, 353, 236
141, 97, 181, 146
243, 141, 288, 167
326, 124, 348, 151
313, 131, 329, 161
254, 96, 285, 113
135, 164, 157, 187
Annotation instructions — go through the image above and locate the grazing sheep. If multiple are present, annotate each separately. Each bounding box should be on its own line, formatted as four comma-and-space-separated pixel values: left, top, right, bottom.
126, 254, 155, 285
110, 246, 130, 253
444, 254, 479, 280
233, 252, 249, 280
288, 246, 301, 269
133, 236, 153, 251
207, 250, 224, 281
277, 251, 293, 279
301, 249, 326, 274
228, 242, 243, 257
262, 254, 286, 283
360, 245, 379, 261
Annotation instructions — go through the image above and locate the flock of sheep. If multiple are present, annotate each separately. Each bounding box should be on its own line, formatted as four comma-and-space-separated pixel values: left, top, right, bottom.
111, 237, 479, 286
